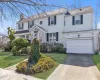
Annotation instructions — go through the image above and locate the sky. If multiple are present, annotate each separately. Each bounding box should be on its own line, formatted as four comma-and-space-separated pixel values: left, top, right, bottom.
0, 0, 97, 34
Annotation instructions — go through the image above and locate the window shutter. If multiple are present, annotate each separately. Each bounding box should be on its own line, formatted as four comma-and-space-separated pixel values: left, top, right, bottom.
22, 23, 23, 29
18, 24, 20, 30
81, 15, 83, 24
32, 20, 34, 26
54, 16, 56, 25
56, 32, 58, 41
72, 16, 75, 25
47, 33, 49, 41
48, 17, 50, 25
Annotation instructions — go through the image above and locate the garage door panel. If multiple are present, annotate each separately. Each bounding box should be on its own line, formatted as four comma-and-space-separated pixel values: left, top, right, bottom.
66, 39, 93, 54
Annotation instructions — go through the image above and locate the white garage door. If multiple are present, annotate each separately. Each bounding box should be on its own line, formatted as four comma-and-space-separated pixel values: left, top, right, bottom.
66, 39, 94, 54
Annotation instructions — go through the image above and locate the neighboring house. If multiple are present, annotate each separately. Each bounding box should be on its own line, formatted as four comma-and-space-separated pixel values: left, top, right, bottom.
15, 6, 100, 54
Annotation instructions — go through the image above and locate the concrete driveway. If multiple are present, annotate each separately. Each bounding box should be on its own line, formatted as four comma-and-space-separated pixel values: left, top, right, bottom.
47, 54, 100, 80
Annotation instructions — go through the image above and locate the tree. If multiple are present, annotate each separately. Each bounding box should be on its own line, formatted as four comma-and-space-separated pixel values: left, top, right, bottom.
0, 0, 62, 20
8, 27, 15, 41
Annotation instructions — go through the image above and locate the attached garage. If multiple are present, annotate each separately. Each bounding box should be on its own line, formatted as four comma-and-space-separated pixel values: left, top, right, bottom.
66, 39, 94, 54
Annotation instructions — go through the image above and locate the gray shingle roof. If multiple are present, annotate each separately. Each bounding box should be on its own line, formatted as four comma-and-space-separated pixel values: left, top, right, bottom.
17, 6, 93, 23
66, 6, 93, 16
17, 8, 67, 23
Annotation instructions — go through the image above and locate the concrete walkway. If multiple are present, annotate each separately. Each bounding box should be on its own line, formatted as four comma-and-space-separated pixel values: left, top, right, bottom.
1, 59, 42, 80
0, 68, 43, 80
47, 54, 100, 80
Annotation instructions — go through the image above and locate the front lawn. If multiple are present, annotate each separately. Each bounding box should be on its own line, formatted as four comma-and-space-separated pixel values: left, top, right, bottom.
34, 53, 67, 80
92, 55, 100, 71
0, 51, 27, 68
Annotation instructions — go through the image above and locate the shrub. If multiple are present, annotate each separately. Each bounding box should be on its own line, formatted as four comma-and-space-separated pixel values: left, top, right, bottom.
40, 43, 52, 53
40, 43, 66, 53
11, 38, 29, 50
28, 39, 41, 63
16, 54, 55, 74
20, 47, 27, 54
4, 41, 12, 51
27, 46, 31, 55
95, 50, 99, 55
11, 46, 19, 56
40, 43, 47, 52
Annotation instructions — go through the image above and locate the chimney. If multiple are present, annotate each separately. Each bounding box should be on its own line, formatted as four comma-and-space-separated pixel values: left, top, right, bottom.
20, 14, 24, 20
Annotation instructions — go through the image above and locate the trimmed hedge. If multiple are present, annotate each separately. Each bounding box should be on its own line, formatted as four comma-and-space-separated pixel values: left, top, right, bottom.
11, 38, 29, 56
12, 38, 29, 49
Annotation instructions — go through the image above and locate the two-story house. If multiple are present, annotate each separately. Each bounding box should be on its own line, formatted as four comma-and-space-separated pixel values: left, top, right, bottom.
15, 6, 100, 54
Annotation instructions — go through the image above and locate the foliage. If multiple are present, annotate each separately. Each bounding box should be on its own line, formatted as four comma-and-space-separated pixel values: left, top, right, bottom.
95, 50, 99, 55
8, 27, 15, 41
4, 41, 12, 51
93, 55, 100, 71
28, 38, 40, 63
27, 46, 32, 55
11, 46, 19, 56
11, 38, 29, 49
40, 43, 66, 53
40, 43, 47, 52
16, 54, 55, 74
20, 47, 27, 54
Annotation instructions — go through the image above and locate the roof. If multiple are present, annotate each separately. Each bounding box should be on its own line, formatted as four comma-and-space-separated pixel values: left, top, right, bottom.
17, 8, 67, 23
29, 24, 47, 32
17, 6, 93, 23
66, 6, 93, 16
15, 30, 29, 34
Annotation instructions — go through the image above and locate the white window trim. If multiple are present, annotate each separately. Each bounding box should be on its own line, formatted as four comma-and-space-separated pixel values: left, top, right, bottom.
75, 15, 81, 25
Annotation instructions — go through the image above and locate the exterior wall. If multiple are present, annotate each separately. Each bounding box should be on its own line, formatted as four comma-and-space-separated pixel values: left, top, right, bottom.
16, 22, 28, 31
64, 13, 93, 32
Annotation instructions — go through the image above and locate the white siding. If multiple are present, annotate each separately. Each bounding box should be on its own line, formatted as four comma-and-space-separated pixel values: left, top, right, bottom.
64, 13, 93, 32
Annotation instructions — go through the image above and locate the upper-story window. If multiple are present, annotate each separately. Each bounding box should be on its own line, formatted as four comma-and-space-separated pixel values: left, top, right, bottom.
28, 20, 34, 29
48, 16, 56, 25
18, 23, 23, 30
40, 21, 43, 25
72, 15, 83, 25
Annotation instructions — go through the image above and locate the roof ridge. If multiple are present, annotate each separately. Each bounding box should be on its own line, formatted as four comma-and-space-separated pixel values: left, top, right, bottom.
68, 6, 92, 11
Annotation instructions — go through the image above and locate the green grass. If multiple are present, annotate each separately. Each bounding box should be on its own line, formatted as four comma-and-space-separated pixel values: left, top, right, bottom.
92, 55, 100, 71
0, 51, 27, 68
34, 53, 67, 80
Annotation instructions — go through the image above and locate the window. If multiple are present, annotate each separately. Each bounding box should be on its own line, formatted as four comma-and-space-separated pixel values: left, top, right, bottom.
75, 15, 81, 24
40, 21, 43, 25
48, 16, 56, 25
50, 16, 55, 24
18, 23, 23, 30
28, 20, 34, 29
49, 33, 57, 42
72, 15, 83, 25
